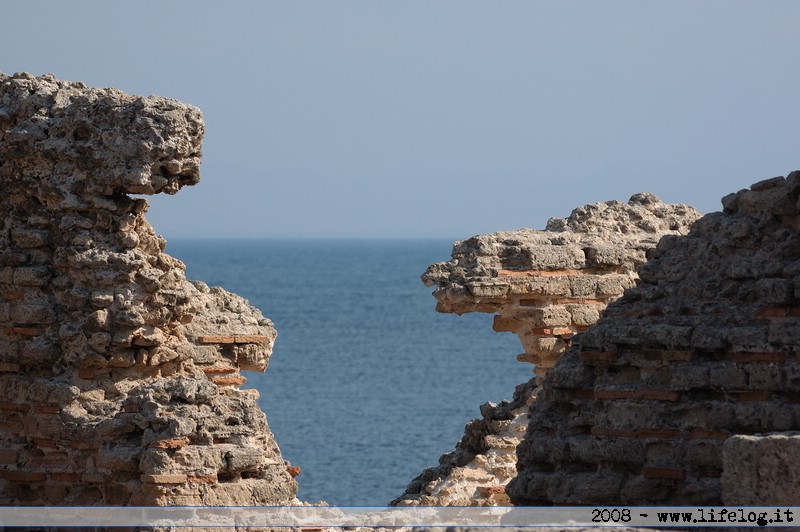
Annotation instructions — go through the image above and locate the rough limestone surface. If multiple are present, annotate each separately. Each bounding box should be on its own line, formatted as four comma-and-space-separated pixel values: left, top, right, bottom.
392, 381, 536, 507
721, 432, 800, 505
394, 195, 699, 506
0, 72, 297, 505
508, 173, 800, 505
422, 194, 699, 379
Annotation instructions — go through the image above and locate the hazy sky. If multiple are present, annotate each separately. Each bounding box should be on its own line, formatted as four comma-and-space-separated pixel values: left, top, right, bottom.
3, 1, 800, 239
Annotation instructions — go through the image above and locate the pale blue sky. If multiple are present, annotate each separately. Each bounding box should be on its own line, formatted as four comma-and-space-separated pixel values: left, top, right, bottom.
3, 1, 800, 239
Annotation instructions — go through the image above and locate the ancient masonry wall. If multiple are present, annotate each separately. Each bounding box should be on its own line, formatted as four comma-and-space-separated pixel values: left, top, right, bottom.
507, 174, 800, 505
421, 194, 700, 379
393, 195, 700, 506
0, 73, 297, 505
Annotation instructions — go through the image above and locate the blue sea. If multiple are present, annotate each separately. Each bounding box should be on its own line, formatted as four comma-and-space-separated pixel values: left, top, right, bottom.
165, 239, 532, 506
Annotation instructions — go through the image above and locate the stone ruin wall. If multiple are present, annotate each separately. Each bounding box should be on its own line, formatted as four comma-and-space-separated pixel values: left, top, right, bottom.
507, 173, 800, 505
393, 195, 701, 506
400, 175, 800, 508
422, 193, 700, 380
0, 73, 298, 506
4, 71, 799, 512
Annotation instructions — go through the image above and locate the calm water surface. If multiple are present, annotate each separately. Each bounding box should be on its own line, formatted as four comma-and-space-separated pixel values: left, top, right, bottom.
166, 239, 532, 506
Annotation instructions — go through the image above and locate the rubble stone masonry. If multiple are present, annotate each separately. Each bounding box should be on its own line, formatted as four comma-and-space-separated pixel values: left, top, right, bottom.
508, 173, 800, 505
4, 71, 797, 512
422, 194, 700, 380
393, 194, 700, 505
0, 73, 297, 505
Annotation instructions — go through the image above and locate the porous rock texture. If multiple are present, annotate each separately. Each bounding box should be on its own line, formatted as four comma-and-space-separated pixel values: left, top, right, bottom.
422, 194, 700, 379
508, 173, 800, 505
0, 73, 297, 505
721, 432, 800, 505
393, 195, 700, 506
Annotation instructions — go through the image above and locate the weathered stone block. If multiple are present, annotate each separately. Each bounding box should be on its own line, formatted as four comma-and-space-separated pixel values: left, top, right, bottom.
170, 445, 223, 477
568, 304, 601, 326
642, 324, 694, 349
234, 344, 268, 372
10, 229, 49, 249
531, 306, 571, 327
0, 267, 13, 285
725, 326, 770, 351
732, 402, 772, 432
690, 325, 729, 351
524, 246, 585, 270
676, 477, 721, 505
756, 278, 794, 305
584, 245, 625, 267
10, 304, 55, 324
89, 290, 115, 309
767, 321, 800, 345
683, 441, 723, 469
0, 339, 19, 359
190, 344, 220, 364
569, 276, 597, 297
670, 363, 710, 390
113, 309, 145, 328
595, 274, 635, 296
644, 441, 675, 468
722, 432, 800, 504
132, 326, 167, 347
563, 470, 625, 504
519, 277, 571, 296
466, 281, 510, 299
746, 363, 785, 390
225, 447, 264, 472
12, 267, 51, 287
524, 335, 568, 356
619, 475, 673, 504
518, 436, 570, 463
569, 435, 644, 465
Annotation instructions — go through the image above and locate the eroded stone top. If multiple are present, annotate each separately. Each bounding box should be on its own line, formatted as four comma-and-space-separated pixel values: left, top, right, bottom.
545, 192, 697, 236
0, 72, 202, 196
422, 194, 700, 314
